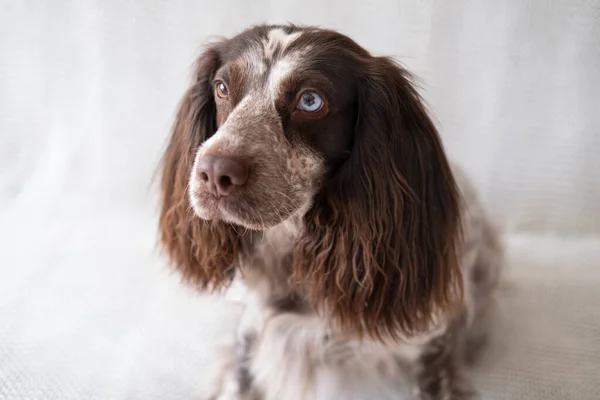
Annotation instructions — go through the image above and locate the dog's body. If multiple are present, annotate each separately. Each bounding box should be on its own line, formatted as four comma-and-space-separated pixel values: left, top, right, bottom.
158, 24, 503, 400
210, 166, 502, 400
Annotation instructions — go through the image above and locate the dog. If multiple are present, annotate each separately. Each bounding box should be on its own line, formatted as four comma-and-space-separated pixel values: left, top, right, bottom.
158, 24, 503, 400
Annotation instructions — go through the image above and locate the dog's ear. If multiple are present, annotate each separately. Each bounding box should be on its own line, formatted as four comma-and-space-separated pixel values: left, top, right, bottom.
294, 56, 463, 339
159, 44, 242, 291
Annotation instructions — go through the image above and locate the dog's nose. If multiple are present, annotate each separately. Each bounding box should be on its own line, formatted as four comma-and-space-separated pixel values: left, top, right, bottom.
196, 155, 248, 197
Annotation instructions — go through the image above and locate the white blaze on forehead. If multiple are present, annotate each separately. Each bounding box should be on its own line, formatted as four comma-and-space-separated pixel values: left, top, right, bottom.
263, 28, 304, 100
233, 28, 309, 111
268, 54, 303, 98
263, 28, 302, 61
242, 28, 302, 79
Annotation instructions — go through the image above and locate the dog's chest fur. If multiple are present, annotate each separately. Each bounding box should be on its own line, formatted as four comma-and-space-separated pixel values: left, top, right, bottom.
241, 218, 306, 310
227, 221, 438, 400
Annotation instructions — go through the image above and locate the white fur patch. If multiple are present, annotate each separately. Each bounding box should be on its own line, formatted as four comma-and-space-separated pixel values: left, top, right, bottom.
262, 28, 305, 101
236, 28, 308, 106
263, 28, 302, 61
268, 55, 302, 98
248, 311, 417, 400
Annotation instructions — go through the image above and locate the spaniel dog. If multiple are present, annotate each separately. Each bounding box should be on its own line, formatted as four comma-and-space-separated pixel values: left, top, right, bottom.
159, 24, 503, 400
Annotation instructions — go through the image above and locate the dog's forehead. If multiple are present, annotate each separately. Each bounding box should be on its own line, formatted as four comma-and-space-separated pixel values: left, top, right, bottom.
228, 27, 312, 94
261, 28, 304, 62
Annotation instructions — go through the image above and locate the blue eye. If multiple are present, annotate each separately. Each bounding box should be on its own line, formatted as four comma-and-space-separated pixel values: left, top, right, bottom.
296, 92, 324, 112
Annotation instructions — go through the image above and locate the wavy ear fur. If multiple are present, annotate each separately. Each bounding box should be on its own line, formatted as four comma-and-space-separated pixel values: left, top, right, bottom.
159, 45, 243, 290
294, 57, 463, 339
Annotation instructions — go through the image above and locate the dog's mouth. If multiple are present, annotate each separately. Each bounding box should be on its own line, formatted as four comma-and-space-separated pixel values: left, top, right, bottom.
214, 195, 263, 229
190, 189, 293, 230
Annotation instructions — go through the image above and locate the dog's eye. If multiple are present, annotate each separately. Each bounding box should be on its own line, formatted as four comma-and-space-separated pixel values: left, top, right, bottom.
215, 81, 228, 99
296, 92, 323, 112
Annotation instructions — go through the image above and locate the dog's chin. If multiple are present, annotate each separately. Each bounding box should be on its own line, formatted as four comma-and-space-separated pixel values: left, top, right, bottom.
190, 194, 290, 231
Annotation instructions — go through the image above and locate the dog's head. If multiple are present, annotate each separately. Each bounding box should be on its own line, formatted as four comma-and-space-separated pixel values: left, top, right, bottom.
160, 25, 462, 338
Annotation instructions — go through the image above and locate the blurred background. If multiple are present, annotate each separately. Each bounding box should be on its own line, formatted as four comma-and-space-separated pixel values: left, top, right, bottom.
1, 1, 599, 399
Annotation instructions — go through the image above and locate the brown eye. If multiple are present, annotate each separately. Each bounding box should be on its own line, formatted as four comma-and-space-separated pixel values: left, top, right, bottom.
215, 81, 228, 99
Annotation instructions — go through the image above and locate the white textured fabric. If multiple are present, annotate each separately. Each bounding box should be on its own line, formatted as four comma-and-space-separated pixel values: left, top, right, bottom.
1, 1, 599, 399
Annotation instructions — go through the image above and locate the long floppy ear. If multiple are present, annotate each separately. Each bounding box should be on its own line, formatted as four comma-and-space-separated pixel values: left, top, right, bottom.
294, 57, 463, 339
159, 44, 243, 290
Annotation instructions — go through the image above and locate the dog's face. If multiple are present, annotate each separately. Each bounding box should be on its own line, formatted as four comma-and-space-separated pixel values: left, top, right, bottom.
161, 24, 463, 338
189, 26, 362, 229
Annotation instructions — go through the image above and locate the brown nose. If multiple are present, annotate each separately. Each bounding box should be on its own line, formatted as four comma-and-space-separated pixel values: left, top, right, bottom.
196, 155, 248, 197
